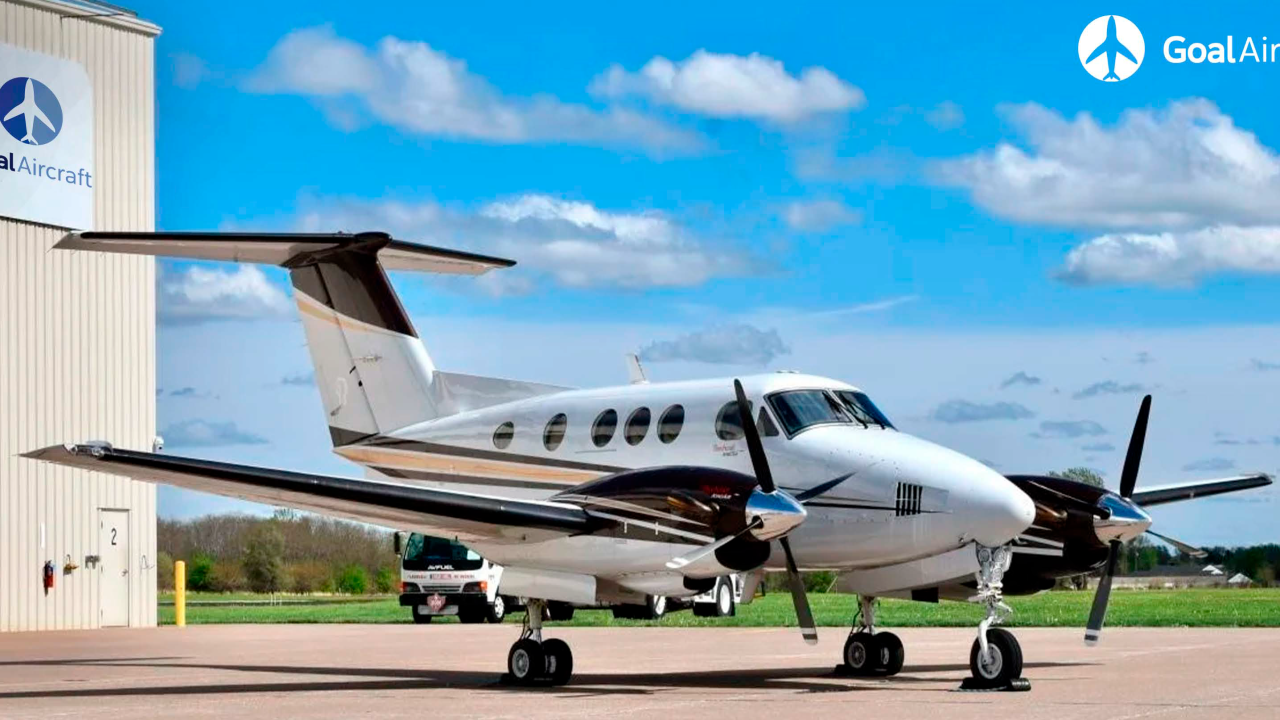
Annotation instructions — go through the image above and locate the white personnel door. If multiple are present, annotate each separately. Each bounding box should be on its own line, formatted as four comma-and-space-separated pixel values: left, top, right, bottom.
99, 509, 131, 627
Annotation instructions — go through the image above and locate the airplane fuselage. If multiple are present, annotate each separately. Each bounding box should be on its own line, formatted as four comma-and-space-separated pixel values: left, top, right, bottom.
339, 372, 1035, 597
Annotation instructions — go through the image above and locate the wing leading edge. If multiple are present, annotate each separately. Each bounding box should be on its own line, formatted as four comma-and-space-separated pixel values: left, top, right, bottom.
23, 443, 594, 543
1129, 474, 1273, 507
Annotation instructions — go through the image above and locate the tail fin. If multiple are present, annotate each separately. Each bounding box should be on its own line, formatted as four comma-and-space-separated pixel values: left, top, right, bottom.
56, 231, 515, 445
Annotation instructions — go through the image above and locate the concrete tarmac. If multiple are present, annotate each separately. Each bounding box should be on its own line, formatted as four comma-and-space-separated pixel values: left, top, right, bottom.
1, 625, 1277, 719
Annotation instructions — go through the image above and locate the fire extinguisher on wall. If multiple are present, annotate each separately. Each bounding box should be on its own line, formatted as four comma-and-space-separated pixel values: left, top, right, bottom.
43, 560, 55, 595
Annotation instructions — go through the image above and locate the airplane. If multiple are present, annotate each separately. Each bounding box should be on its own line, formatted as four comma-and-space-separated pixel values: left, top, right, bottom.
25, 230, 1271, 689
1085, 16, 1138, 81
3, 79, 54, 145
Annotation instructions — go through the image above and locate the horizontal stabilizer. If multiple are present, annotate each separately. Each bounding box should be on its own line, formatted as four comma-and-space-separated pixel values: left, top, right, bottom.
56, 231, 515, 276
23, 443, 590, 542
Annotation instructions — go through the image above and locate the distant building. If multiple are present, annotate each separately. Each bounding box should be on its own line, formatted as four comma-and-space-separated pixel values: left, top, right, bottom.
1111, 563, 1239, 589
1227, 573, 1252, 587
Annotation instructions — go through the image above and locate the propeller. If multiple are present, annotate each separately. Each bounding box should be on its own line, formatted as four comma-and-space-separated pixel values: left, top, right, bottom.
1085, 395, 1149, 646
665, 379, 816, 644
1082, 394, 1215, 644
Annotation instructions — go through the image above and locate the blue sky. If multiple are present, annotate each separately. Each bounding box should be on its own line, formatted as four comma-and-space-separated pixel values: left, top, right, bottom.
133, 1, 1279, 544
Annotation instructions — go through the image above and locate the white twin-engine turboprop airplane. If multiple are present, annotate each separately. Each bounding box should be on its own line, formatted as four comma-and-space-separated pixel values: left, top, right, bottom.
27, 231, 1272, 689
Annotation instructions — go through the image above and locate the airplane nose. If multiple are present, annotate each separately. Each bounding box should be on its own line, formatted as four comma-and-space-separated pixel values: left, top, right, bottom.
967, 470, 1036, 547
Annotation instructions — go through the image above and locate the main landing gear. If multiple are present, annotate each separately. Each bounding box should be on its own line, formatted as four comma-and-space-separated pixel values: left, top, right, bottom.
838, 595, 904, 677
504, 599, 574, 686
961, 544, 1030, 692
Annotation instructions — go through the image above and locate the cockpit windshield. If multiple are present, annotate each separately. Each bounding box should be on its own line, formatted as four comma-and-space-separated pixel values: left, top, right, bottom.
767, 389, 852, 435
835, 390, 895, 429
766, 388, 896, 435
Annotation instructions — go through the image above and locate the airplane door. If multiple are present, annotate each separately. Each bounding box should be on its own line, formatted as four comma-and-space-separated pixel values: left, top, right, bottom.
99, 509, 131, 627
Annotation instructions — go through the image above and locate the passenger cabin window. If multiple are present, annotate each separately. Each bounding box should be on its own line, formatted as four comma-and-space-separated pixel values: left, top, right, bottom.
715, 400, 752, 441
544, 413, 568, 451
835, 390, 895, 429
492, 421, 515, 449
591, 409, 618, 447
624, 407, 651, 445
657, 404, 684, 443
767, 390, 852, 435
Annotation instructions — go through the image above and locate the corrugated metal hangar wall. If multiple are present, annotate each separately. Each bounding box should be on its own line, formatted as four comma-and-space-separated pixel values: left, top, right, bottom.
0, 0, 159, 631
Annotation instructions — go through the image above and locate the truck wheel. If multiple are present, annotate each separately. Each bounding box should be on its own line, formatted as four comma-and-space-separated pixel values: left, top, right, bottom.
648, 595, 667, 620
487, 595, 507, 623
713, 579, 735, 617
411, 607, 433, 624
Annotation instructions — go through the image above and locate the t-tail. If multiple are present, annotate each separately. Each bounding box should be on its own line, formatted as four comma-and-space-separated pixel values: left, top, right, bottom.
55, 230, 548, 447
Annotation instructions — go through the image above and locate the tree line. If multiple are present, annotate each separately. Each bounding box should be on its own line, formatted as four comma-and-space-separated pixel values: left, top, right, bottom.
158, 510, 397, 594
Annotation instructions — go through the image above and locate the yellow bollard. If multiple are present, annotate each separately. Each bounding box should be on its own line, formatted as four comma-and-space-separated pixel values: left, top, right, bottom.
174, 560, 186, 627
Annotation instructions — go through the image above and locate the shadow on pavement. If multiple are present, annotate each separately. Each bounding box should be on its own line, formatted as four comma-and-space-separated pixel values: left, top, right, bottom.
0, 657, 1098, 699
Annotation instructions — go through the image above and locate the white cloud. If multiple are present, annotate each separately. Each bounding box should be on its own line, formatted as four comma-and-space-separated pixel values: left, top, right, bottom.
590, 50, 864, 123
924, 101, 964, 130
246, 26, 700, 153
159, 265, 293, 323
930, 400, 1035, 424
936, 99, 1280, 229
783, 199, 862, 232
1058, 225, 1280, 286
641, 324, 790, 366
291, 194, 755, 292
171, 52, 211, 90
160, 419, 269, 448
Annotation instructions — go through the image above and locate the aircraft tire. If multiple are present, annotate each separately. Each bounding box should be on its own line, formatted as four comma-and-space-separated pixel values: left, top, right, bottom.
968, 628, 1023, 688
874, 632, 904, 676
842, 632, 876, 675
542, 638, 574, 685
508, 639, 545, 685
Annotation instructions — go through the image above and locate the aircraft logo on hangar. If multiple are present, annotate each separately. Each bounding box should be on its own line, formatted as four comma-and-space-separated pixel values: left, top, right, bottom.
0, 76, 64, 145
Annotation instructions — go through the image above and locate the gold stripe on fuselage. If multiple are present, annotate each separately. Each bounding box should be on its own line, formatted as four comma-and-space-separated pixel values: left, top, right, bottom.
335, 445, 606, 486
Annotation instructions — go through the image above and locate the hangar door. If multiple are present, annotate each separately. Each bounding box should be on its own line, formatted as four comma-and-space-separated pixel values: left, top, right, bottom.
99, 509, 131, 627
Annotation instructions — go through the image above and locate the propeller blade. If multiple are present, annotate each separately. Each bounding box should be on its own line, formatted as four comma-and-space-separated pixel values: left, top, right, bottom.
779, 537, 818, 645
1085, 539, 1121, 645
665, 518, 762, 570
734, 379, 775, 494
1145, 529, 1207, 558
1119, 395, 1152, 498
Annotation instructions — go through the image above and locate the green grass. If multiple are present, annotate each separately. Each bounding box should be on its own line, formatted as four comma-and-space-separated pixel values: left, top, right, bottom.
159, 588, 1280, 627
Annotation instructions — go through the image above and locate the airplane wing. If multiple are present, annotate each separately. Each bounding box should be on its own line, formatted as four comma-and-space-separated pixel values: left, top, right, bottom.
1114, 42, 1137, 64
2, 104, 20, 122
31, 103, 52, 132
1086, 41, 1108, 64
1129, 474, 1272, 507
23, 443, 597, 544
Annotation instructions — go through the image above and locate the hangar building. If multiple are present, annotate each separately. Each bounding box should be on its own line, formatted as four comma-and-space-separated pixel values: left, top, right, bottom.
1, 0, 159, 631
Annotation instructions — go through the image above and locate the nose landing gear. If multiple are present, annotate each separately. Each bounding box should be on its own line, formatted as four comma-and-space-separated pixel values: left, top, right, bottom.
837, 595, 904, 677
503, 599, 574, 686
960, 545, 1030, 691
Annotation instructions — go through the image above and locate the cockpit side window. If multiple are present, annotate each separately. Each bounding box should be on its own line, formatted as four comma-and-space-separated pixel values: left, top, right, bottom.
757, 407, 780, 437
835, 390, 895, 429
767, 389, 851, 435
